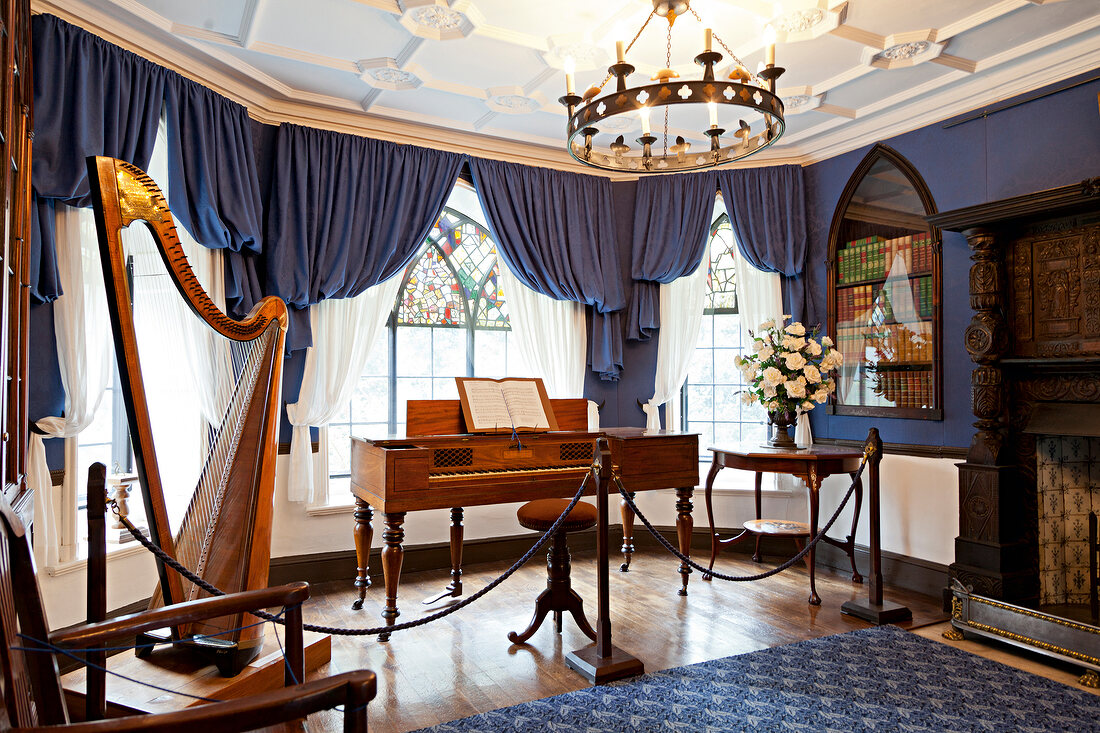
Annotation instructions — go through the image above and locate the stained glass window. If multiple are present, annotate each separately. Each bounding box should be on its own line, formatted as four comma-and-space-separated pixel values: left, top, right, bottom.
328, 199, 527, 492
396, 209, 509, 329
706, 215, 738, 313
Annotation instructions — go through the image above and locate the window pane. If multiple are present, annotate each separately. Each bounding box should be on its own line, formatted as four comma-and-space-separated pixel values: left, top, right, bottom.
396, 328, 432, 376
432, 326, 466, 375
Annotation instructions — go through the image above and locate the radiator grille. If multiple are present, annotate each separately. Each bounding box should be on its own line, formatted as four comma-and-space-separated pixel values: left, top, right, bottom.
560, 442, 593, 462
432, 448, 473, 468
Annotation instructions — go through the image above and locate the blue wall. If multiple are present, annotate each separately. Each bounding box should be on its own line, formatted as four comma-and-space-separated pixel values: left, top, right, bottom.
805, 70, 1100, 447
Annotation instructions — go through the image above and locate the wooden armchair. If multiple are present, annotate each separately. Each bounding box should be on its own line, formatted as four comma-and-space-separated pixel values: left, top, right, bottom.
0, 465, 375, 732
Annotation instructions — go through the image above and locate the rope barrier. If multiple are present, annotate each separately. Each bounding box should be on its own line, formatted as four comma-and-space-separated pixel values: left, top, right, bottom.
616, 452, 867, 583
111, 466, 597, 637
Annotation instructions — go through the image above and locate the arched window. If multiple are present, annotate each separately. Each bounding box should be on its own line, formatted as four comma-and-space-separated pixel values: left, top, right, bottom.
326, 190, 528, 491
681, 210, 768, 463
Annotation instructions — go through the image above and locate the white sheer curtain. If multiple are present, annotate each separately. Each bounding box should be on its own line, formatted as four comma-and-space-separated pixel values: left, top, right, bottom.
732, 243, 812, 445
29, 205, 112, 567
286, 277, 403, 503
497, 263, 587, 398
643, 260, 708, 430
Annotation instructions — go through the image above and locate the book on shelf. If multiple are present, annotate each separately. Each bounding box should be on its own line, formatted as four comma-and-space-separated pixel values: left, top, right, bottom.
455, 376, 558, 433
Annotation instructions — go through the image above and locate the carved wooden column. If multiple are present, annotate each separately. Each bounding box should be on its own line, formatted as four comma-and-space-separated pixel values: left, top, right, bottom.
951, 227, 1033, 603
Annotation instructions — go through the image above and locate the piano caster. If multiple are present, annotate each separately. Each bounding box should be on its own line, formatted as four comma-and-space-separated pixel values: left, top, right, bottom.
619, 561, 630, 572
351, 598, 364, 611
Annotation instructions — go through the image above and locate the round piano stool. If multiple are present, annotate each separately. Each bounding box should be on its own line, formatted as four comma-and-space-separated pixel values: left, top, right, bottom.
507, 498, 599, 645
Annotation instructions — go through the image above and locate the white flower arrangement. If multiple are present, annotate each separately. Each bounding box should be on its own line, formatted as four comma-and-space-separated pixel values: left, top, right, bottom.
734, 315, 842, 418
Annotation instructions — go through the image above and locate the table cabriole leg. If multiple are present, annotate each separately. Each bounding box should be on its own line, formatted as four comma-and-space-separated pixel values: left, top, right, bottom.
848, 471, 864, 584
807, 472, 821, 606
703, 460, 722, 581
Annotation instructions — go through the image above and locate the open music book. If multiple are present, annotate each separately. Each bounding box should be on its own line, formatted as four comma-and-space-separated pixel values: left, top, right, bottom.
455, 377, 559, 433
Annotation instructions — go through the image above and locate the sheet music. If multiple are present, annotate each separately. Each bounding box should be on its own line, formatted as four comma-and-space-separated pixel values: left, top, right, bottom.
459, 378, 551, 431
500, 381, 551, 430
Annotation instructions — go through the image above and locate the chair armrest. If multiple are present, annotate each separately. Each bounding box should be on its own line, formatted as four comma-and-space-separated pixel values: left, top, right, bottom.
26, 669, 377, 733
49, 582, 311, 649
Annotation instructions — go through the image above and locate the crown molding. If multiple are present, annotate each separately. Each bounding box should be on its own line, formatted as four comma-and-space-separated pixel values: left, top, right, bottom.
794, 37, 1100, 165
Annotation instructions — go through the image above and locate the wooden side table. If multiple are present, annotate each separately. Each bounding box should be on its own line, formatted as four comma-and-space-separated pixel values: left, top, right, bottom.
702, 443, 865, 605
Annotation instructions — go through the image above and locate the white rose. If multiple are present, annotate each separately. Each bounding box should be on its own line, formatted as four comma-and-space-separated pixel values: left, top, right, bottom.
822, 336, 834, 348
763, 384, 777, 399
758, 346, 774, 361
813, 390, 829, 403
785, 380, 807, 398
740, 392, 757, 405
785, 322, 806, 336
762, 366, 784, 387
782, 314, 792, 321
834, 350, 844, 365
801, 400, 815, 410
781, 334, 805, 351
806, 339, 822, 356
758, 319, 775, 330
783, 351, 806, 370
803, 365, 821, 383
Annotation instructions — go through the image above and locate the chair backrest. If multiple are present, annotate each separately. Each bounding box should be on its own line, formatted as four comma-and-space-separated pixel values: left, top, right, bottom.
0, 495, 68, 727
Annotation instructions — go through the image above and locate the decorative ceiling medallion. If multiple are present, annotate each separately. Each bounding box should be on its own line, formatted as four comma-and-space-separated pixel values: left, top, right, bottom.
598, 115, 635, 132
411, 6, 462, 31
772, 1, 844, 43
863, 39, 943, 70
777, 9, 824, 34
543, 34, 610, 71
399, 0, 482, 41
880, 41, 930, 61
779, 87, 821, 115
357, 58, 423, 91
486, 95, 537, 114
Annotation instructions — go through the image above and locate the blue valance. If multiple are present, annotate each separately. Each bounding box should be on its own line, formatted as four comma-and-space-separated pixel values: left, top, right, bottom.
468, 157, 626, 380
31, 13, 166, 301
626, 171, 717, 340
265, 123, 466, 351
716, 164, 807, 276
31, 14, 266, 314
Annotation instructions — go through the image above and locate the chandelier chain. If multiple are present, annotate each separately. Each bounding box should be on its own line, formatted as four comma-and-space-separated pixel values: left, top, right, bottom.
664, 23, 672, 156
687, 5, 759, 84
596, 10, 658, 93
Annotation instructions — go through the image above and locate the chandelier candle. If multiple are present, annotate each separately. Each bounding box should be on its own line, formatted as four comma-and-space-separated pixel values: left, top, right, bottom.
559, 0, 786, 173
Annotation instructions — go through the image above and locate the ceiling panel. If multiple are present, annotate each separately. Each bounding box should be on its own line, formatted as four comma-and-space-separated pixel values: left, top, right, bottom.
821, 61, 954, 112
943, 0, 1100, 59
841, 0, 996, 36
138, 0, 249, 36
49, 0, 1100, 170
252, 0, 410, 63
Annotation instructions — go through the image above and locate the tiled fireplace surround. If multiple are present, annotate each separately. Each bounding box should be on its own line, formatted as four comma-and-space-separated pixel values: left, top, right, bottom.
1037, 436, 1099, 608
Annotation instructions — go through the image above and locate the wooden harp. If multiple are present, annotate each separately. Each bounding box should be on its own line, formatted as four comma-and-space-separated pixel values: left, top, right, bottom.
86, 156, 287, 674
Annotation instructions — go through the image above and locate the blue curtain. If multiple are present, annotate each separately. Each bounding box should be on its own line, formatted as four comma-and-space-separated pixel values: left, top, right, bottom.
31, 14, 167, 301
717, 165, 808, 315
626, 171, 717, 340
164, 76, 265, 313
468, 157, 626, 380
266, 123, 466, 351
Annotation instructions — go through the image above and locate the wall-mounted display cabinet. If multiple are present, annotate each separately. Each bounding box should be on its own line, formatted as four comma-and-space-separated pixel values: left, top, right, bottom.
827, 144, 943, 420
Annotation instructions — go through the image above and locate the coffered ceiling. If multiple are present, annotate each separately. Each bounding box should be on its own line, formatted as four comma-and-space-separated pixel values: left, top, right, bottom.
35, 0, 1100, 174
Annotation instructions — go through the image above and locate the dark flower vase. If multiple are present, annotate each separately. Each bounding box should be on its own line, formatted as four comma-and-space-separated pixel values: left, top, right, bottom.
766, 409, 798, 449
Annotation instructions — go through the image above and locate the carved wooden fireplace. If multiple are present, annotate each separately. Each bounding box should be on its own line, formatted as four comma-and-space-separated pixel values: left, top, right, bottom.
929, 178, 1100, 686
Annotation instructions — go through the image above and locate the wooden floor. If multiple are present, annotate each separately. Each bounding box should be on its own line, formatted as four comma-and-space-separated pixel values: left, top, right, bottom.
295, 545, 956, 732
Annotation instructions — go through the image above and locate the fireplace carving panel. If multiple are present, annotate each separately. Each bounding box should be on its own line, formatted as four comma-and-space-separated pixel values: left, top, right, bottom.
1010, 223, 1100, 358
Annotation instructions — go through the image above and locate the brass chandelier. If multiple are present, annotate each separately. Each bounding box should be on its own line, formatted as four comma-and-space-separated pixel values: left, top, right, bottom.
559, 0, 785, 174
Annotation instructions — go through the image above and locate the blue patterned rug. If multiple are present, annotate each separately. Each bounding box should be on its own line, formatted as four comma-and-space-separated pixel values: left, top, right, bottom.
416, 625, 1100, 732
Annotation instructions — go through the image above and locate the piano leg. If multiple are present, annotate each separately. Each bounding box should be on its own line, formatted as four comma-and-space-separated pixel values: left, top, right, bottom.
676, 487, 694, 596
424, 507, 464, 605
619, 492, 636, 572
380, 512, 406, 642
351, 500, 374, 611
